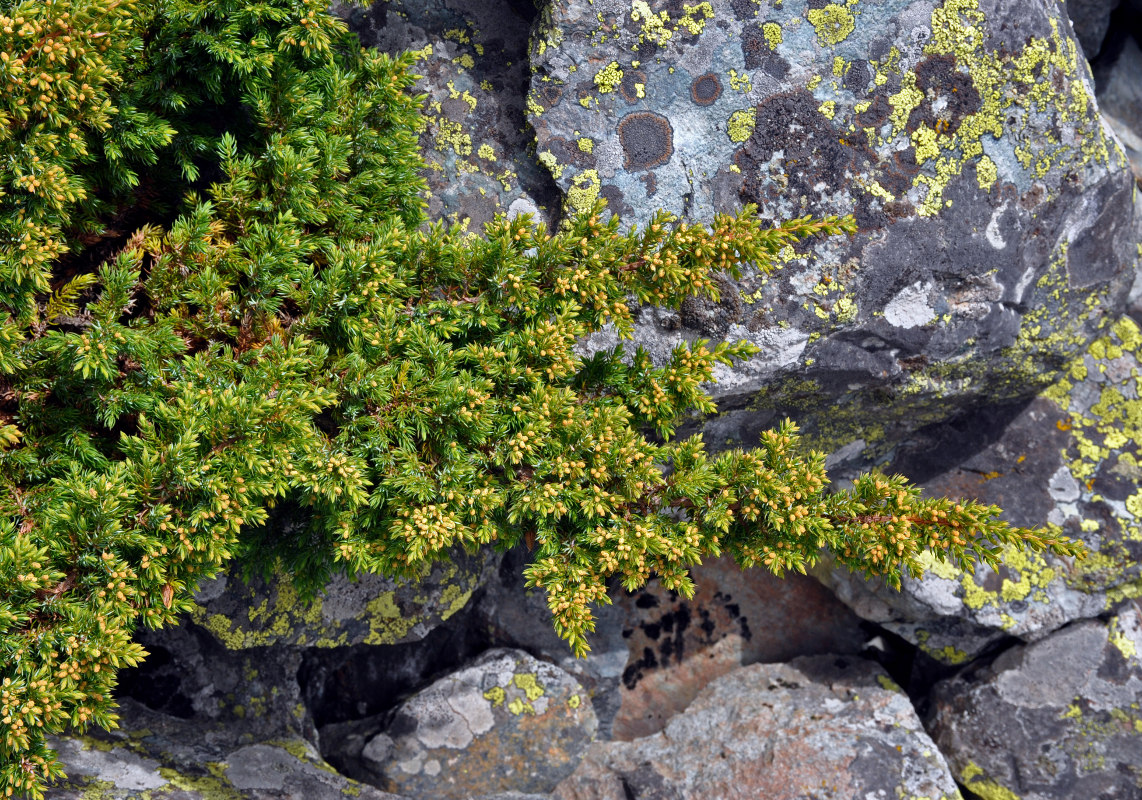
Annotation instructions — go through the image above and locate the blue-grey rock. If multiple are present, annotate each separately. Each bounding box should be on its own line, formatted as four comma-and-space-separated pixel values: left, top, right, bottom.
818, 316, 1142, 663
529, 0, 1140, 468
359, 648, 597, 799
929, 599, 1142, 800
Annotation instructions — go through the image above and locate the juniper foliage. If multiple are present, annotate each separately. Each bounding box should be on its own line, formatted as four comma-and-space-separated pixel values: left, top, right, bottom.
0, 0, 1083, 795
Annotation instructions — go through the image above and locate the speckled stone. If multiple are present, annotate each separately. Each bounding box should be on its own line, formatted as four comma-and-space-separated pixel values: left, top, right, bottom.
929, 600, 1142, 800
330, 0, 561, 232
186, 545, 497, 649
552, 655, 961, 800
529, 0, 1139, 470
608, 556, 866, 740
816, 316, 1142, 663
44, 698, 398, 800
357, 649, 597, 799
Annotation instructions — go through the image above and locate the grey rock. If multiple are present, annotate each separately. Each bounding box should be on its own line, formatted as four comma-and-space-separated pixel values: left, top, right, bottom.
330, 0, 561, 232
528, 0, 1139, 467
186, 545, 497, 649
1066, 0, 1120, 58
473, 546, 630, 738
1098, 35, 1142, 182
929, 600, 1142, 800
44, 699, 399, 800
356, 648, 597, 799
552, 655, 959, 800
818, 315, 1142, 662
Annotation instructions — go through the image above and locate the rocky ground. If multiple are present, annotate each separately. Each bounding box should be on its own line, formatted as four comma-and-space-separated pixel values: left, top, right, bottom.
43, 0, 1142, 798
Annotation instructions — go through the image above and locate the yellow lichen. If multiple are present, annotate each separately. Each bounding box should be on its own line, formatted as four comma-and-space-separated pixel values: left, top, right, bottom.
594, 61, 624, 94
763, 21, 782, 50
807, 4, 855, 46
566, 169, 600, 213
727, 107, 757, 143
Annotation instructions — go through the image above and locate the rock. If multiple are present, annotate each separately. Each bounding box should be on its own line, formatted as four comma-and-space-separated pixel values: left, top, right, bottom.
330, 0, 561, 232
552, 655, 959, 800
117, 620, 315, 744
1066, 0, 1121, 58
474, 546, 631, 738
44, 698, 399, 800
1098, 35, 1142, 182
528, 0, 1139, 466
929, 600, 1142, 800
186, 545, 497, 649
608, 556, 866, 739
353, 648, 597, 799
818, 316, 1142, 663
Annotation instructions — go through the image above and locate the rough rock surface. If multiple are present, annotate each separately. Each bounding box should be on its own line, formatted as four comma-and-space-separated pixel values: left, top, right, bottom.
818, 317, 1142, 662
45, 698, 398, 800
929, 600, 1142, 799
186, 545, 497, 649
1098, 35, 1142, 181
331, 0, 561, 231
552, 655, 960, 800
346, 649, 596, 799
608, 556, 866, 739
1066, 0, 1121, 58
529, 0, 1138, 469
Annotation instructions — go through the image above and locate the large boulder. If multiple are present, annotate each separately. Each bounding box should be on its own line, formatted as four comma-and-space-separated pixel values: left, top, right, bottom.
45, 698, 397, 800
335, 649, 597, 799
607, 556, 866, 739
186, 545, 497, 649
529, 0, 1139, 467
818, 316, 1142, 662
928, 599, 1142, 799
552, 655, 960, 800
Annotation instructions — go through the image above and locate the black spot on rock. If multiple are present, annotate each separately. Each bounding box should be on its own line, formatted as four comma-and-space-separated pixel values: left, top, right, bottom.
600, 184, 634, 219
618, 112, 674, 171
690, 73, 723, 106
729, 0, 759, 21
739, 89, 875, 222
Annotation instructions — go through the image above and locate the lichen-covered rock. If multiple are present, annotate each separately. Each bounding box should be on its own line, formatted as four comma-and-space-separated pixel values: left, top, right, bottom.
529, 0, 1139, 465
44, 699, 399, 799
474, 546, 631, 738
818, 316, 1142, 663
331, 0, 561, 232
928, 600, 1142, 800
188, 545, 497, 649
608, 556, 866, 740
552, 655, 960, 800
356, 648, 597, 799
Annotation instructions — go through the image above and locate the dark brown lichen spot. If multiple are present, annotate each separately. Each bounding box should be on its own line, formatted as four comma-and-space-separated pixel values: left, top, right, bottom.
617, 112, 674, 171
842, 59, 871, 94
909, 54, 981, 136
690, 73, 722, 106
619, 69, 648, 104
740, 25, 790, 78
